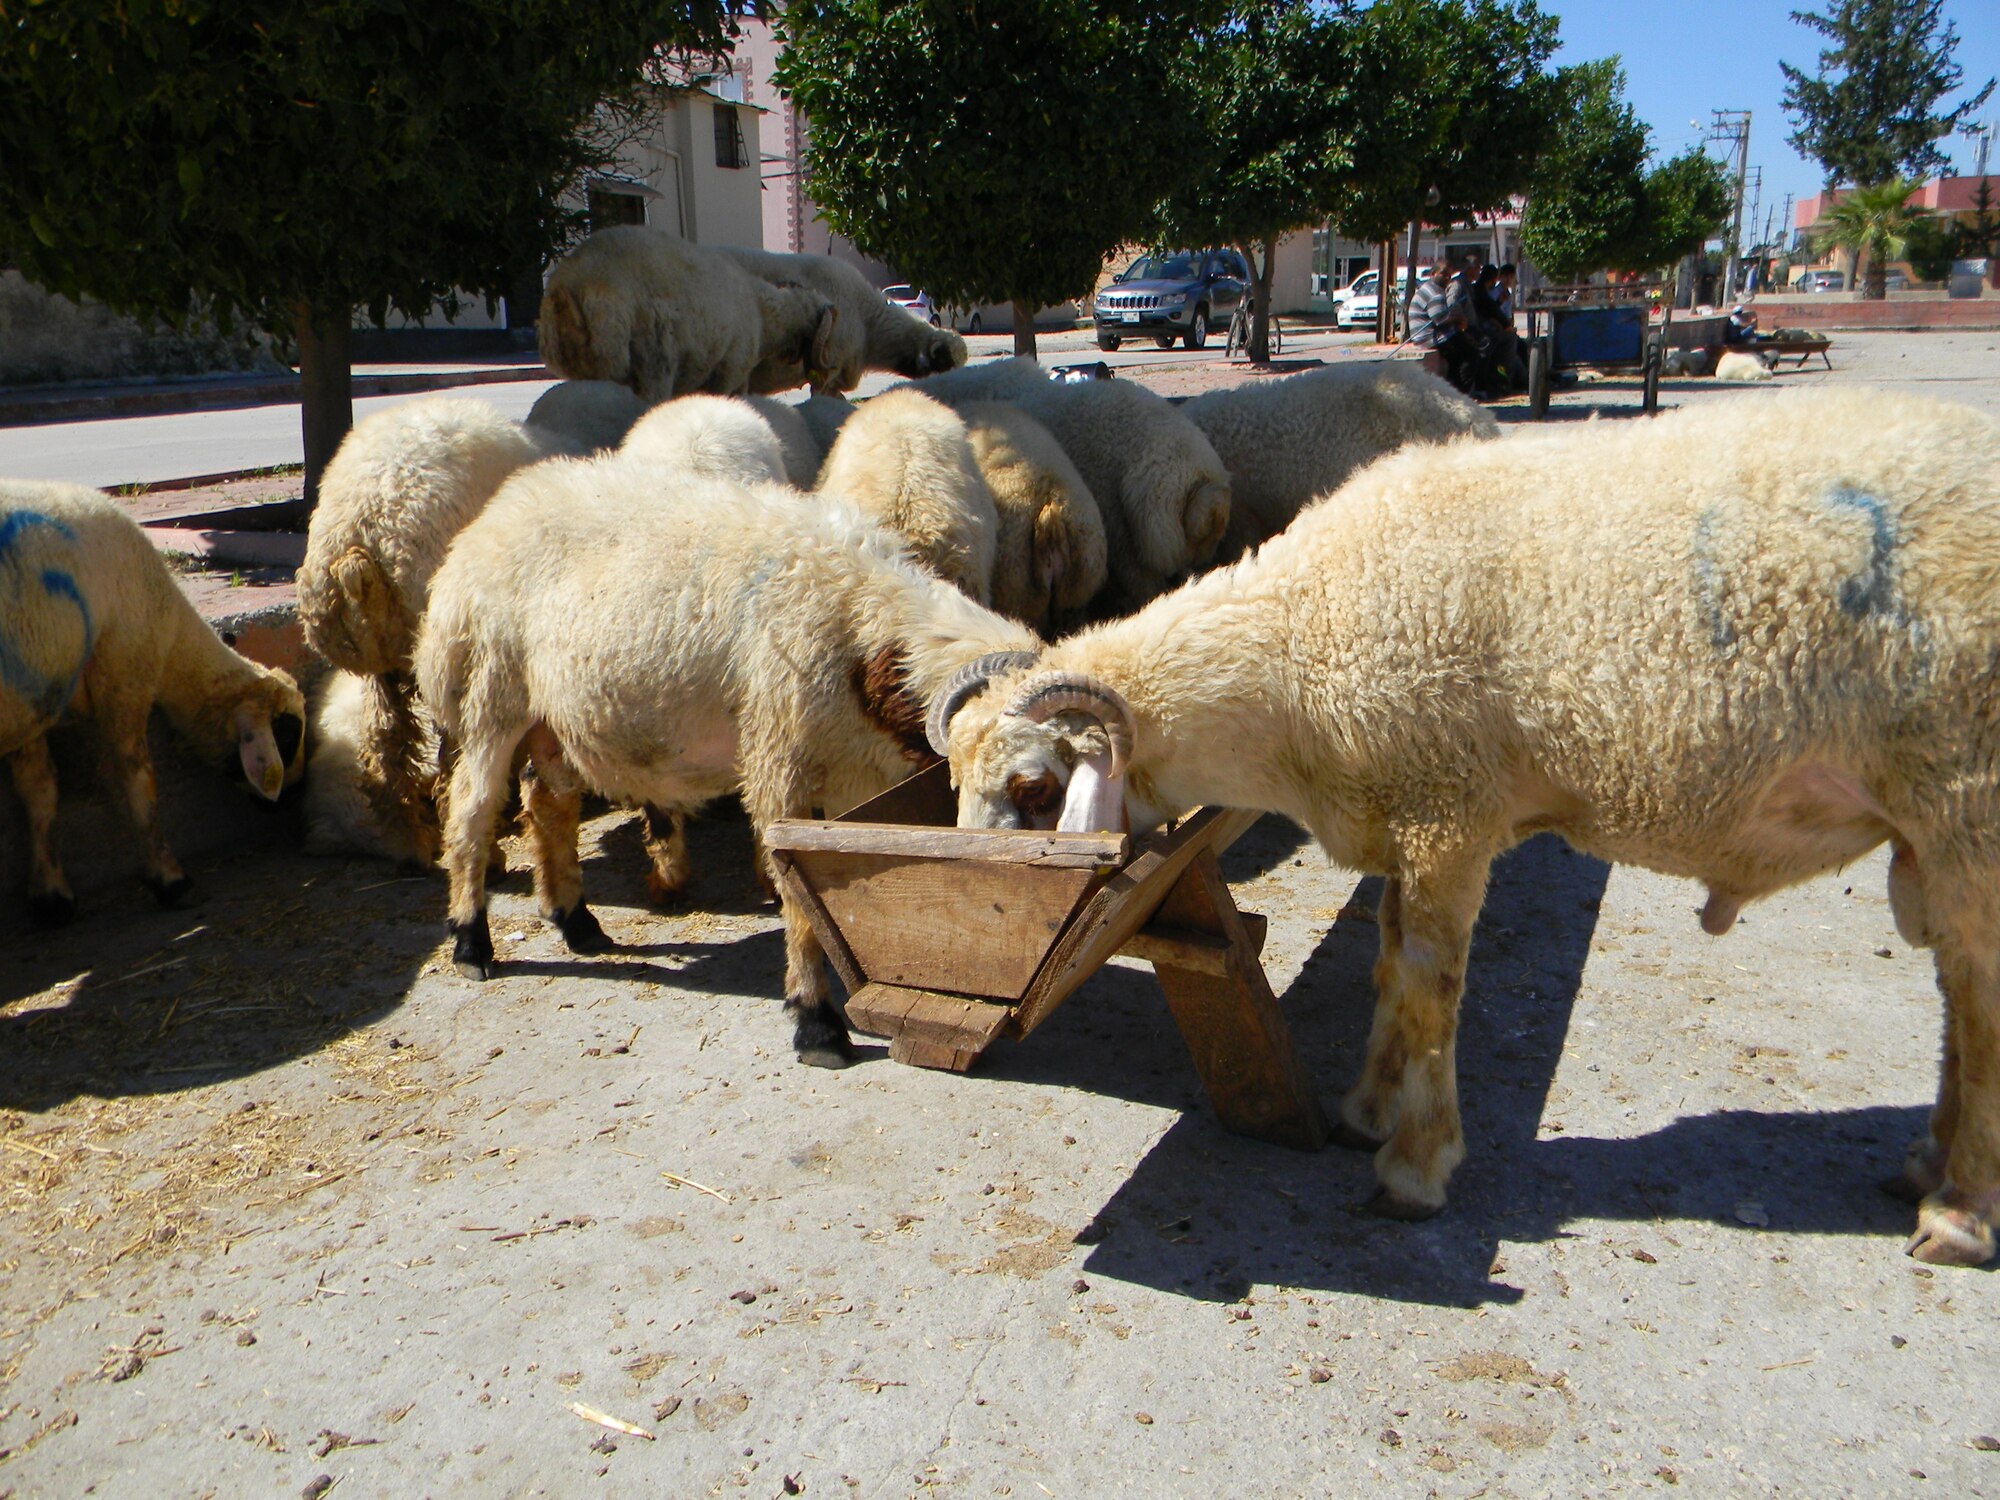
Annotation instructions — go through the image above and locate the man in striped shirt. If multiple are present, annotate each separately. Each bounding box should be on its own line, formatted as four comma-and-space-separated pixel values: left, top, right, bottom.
1408, 255, 1479, 393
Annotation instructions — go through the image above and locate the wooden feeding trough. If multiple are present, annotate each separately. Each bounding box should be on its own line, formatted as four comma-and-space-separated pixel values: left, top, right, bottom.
765, 763, 1328, 1150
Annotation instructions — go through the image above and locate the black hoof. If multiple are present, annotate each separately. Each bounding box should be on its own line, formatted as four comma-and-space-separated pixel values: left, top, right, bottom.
1329, 1120, 1386, 1153
29, 891, 77, 929
1358, 1187, 1442, 1222
147, 875, 194, 909
552, 902, 611, 954
790, 1002, 856, 1070
450, 918, 494, 981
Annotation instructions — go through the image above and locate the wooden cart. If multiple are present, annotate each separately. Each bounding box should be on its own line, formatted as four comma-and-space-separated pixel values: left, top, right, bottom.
1521, 282, 1666, 420
765, 764, 1329, 1151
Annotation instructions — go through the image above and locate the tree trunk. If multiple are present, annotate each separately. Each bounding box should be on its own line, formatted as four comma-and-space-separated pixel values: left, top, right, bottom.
1401, 219, 1423, 341
1242, 239, 1277, 364
1377, 238, 1397, 344
1011, 299, 1037, 359
295, 302, 353, 514
1861, 243, 1887, 300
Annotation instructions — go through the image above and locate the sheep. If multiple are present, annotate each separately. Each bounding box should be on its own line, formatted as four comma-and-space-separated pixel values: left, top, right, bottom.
413, 463, 1040, 1066
933, 389, 2000, 1267
540, 226, 840, 401
889, 356, 1054, 406
1005, 378, 1231, 614
813, 389, 997, 604
720, 248, 965, 393
743, 397, 822, 489
1660, 348, 1713, 378
523, 380, 650, 455
1715, 350, 1775, 381
617, 394, 792, 486
0, 480, 304, 922
1181, 362, 1499, 561
298, 397, 557, 864
793, 395, 858, 461
957, 401, 1108, 634
301, 668, 441, 867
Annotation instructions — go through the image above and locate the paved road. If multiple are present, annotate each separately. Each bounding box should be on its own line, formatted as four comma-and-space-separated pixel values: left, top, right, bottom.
0, 326, 1373, 489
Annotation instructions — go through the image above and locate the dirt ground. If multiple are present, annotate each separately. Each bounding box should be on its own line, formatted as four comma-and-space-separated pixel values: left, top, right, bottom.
4, 333, 1999, 1498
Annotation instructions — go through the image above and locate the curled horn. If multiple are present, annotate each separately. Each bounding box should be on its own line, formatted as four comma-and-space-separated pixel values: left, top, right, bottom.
924, 650, 1041, 758
1004, 673, 1135, 779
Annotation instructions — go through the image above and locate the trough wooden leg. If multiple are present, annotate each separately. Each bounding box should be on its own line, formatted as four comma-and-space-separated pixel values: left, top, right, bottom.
1148, 850, 1330, 1151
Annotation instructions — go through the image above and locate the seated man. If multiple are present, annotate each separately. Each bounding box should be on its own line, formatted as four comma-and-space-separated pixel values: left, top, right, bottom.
1725, 304, 1761, 345
1407, 258, 1481, 393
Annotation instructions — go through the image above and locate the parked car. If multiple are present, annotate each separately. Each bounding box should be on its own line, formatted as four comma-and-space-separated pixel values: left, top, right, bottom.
1798, 269, 1846, 293
1336, 267, 1431, 332
1092, 249, 1249, 351
882, 285, 939, 326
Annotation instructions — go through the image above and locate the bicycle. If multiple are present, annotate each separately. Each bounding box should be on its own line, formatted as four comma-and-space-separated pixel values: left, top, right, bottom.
1224, 303, 1283, 361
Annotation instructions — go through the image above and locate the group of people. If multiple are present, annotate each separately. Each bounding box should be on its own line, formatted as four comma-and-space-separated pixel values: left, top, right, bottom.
1406, 252, 1528, 400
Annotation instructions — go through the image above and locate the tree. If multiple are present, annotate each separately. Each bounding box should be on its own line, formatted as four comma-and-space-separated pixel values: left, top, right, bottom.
0, 3, 736, 508
1781, 0, 1994, 187
1634, 149, 1737, 270
1317, 0, 1564, 338
1814, 176, 1936, 296
1150, 1, 1356, 361
774, 1, 1219, 358
1519, 61, 1654, 282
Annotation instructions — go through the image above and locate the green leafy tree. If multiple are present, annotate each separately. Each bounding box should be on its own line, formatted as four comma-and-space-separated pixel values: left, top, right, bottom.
1519, 61, 1654, 282
1634, 148, 1736, 269
1814, 176, 1936, 296
775, 0, 1220, 357
1150, 1, 1355, 361
0, 2, 736, 508
1781, 0, 1994, 187
1317, 0, 1564, 338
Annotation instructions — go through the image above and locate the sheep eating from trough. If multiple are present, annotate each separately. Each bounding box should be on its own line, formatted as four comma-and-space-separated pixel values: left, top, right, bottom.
721, 248, 966, 393
540, 227, 840, 401
814, 388, 997, 603
413, 462, 1040, 1066
0, 480, 304, 922
934, 389, 2000, 1267
957, 401, 1107, 635
1005, 377, 1231, 614
1182, 361, 1498, 560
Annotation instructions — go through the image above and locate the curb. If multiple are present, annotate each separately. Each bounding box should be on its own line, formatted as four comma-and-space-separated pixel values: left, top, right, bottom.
0, 363, 552, 429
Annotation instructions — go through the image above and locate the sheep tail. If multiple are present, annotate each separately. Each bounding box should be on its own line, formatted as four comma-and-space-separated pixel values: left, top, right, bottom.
302, 544, 406, 677
539, 283, 607, 383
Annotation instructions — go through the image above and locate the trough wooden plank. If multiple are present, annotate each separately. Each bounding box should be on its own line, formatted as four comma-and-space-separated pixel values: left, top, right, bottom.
832, 762, 956, 827
768, 850, 865, 994
845, 982, 1013, 1073
765, 820, 1128, 869
1148, 852, 1328, 1151
1122, 911, 1268, 977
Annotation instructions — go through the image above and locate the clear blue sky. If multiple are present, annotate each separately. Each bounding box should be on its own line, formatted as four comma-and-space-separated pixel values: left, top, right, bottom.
1539, 0, 2000, 242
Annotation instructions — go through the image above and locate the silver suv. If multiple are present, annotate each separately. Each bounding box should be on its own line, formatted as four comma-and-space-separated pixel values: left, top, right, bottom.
1093, 249, 1249, 351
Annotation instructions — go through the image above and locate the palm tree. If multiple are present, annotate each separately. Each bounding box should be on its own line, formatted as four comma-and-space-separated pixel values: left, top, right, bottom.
1812, 178, 1933, 299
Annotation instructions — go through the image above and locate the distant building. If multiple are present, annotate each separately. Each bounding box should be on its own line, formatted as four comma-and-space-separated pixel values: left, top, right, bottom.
1790, 174, 1996, 287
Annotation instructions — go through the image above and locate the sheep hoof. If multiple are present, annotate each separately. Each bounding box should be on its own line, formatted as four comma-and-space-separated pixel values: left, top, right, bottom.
1905, 1199, 1995, 1267
1359, 1187, 1442, 1222
450, 919, 494, 981
1880, 1138, 1946, 1203
791, 1004, 856, 1070
1329, 1120, 1386, 1153
147, 875, 195, 909
644, 870, 690, 908
28, 891, 78, 929
552, 902, 611, 954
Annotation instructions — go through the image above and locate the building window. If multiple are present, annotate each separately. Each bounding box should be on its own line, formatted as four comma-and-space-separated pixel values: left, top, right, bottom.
587, 186, 647, 231
714, 103, 747, 170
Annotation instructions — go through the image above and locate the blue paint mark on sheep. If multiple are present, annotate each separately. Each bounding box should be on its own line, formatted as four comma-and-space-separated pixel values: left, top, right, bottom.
1822, 486, 1898, 620
1690, 507, 1737, 652
0, 509, 77, 558
0, 510, 92, 718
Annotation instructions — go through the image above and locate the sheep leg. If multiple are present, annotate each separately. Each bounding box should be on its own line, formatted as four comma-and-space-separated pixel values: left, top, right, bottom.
6, 735, 75, 927
741, 749, 853, 1069
641, 804, 692, 905
1349, 852, 1491, 1219
1334, 876, 1404, 1149
1885, 1015, 1956, 1203
441, 731, 521, 981
92, 696, 191, 907
1906, 888, 2000, 1266
520, 741, 609, 954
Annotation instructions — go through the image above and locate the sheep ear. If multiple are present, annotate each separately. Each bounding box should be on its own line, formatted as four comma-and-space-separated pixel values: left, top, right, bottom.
1056, 753, 1125, 834
811, 305, 839, 375
1184, 479, 1229, 566
235, 708, 287, 801
1033, 503, 1068, 590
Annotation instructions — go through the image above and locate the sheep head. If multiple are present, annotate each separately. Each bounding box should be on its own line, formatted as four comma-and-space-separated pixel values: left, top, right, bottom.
229, 671, 308, 800
940, 667, 1136, 834
893, 326, 969, 380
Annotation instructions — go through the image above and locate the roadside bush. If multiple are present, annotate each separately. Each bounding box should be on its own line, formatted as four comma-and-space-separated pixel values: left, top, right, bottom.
0, 270, 278, 386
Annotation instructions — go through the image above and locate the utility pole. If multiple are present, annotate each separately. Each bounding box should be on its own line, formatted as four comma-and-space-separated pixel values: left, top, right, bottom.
1776, 191, 1794, 285
1706, 109, 1752, 303
1741, 165, 1763, 290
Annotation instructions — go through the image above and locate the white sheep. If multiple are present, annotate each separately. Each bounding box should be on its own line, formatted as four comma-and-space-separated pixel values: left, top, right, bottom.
721, 248, 966, 393
540, 226, 840, 401
523, 379, 650, 455
743, 397, 822, 489
1715, 349, 1775, 381
793, 395, 858, 461
301, 668, 441, 867
617, 394, 791, 486
413, 464, 1039, 1065
958, 401, 1107, 634
1182, 362, 1498, 560
935, 389, 2000, 1267
1005, 378, 1231, 614
814, 388, 997, 603
890, 356, 1054, 406
0, 480, 304, 921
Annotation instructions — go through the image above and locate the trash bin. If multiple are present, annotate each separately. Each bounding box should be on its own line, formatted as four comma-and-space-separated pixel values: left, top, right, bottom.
1949, 259, 1990, 299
